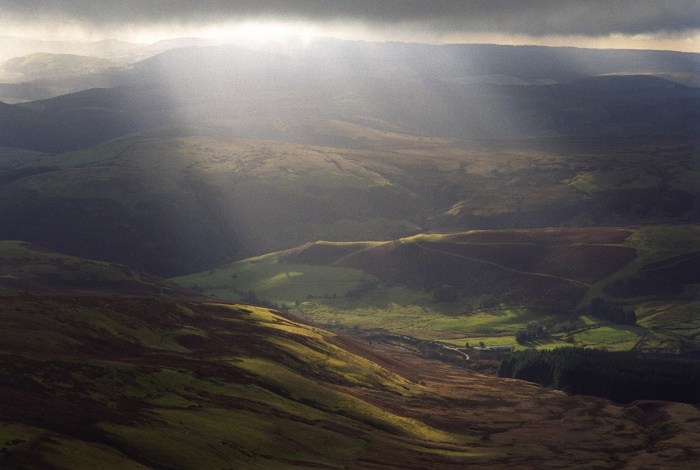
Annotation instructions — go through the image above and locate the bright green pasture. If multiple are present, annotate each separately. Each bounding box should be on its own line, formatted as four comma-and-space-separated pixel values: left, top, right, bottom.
174, 254, 374, 306
172, 225, 700, 353
298, 300, 657, 352
295, 301, 555, 343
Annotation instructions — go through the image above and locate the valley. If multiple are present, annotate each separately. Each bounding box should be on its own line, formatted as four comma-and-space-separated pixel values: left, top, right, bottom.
0, 128, 697, 276
174, 225, 700, 356
1, 270, 699, 468
0, 34, 698, 469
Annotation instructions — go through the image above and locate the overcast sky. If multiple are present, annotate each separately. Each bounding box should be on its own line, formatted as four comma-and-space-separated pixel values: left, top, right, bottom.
1, 1, 698, 51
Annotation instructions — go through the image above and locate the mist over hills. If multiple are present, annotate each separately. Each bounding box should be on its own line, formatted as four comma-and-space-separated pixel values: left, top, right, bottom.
0, 36, 700, 468
0, 40, 698, 151
0, 38, 696, 277
0, 37, 697, 351
0, 131, 696, 277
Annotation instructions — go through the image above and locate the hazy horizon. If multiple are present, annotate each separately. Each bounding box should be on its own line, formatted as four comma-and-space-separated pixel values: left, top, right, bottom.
1, 1, 698, 53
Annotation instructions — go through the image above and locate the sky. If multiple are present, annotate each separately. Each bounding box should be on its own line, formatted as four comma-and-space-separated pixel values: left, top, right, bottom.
1, 0, 699, 52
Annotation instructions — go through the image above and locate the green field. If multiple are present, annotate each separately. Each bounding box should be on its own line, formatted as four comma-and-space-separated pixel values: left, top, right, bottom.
174, 225, 700, 354
174, 252, 377, 306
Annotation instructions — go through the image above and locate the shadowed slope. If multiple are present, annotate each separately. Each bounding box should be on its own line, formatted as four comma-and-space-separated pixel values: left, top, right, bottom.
2, 246, 700, 468
278, 228, 638, 303
0, 240, 194, 297
0, 128, 697, 278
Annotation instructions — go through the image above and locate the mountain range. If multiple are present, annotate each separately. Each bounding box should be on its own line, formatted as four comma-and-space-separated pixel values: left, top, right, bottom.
1, 40, 698, 151
0, 36, 699, 468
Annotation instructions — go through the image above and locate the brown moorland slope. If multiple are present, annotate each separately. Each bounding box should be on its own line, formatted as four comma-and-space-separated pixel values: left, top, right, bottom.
0, 240, 195, 297
279, 227, 639, 304
1, 244, 699, 468
2, 292, 700, 469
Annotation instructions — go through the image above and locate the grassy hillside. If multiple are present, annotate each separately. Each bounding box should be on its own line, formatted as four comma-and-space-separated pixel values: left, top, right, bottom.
1, 39, 698, 468
2, 247, 700, 468
0, 124, 697, 277
0, 240, 192, 297
174, 226, 700, 354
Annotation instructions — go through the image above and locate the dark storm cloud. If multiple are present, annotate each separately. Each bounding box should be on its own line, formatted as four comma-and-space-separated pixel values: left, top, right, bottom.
2, 1, 698, 36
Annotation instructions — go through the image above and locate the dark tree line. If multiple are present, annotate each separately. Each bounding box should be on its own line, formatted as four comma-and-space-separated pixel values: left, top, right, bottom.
587, 298, 637, 325
497, 348, 700, 404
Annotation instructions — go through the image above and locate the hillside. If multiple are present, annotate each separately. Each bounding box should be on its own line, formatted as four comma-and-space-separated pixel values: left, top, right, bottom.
1, 246, 699, 468
0, 125, 697, 277
1, 42, 698, 152
174, 225, 700, 354
0, 35, 699, 468
0, 41, 696, 278
1, 37, 698, 100
0, 240, 192, 297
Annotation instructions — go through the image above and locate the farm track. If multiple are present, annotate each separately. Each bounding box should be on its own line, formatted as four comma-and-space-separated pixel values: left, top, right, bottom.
413, 242, 590, 287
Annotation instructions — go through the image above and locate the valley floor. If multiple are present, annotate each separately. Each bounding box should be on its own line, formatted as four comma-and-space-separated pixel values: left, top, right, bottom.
343, 341, 700, 469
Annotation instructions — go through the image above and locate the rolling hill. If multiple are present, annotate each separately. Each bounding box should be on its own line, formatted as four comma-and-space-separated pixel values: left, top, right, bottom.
173, 225, 700, 355
1, 243, 699, 468
0, 42, 698, 153
0, 240, 193, 297
0, 113, 697, 277
0, 36, 699, 468
0, 43, 696, 276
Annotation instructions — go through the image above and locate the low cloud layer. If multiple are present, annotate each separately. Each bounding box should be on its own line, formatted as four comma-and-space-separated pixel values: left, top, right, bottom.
2, 1, 698, 37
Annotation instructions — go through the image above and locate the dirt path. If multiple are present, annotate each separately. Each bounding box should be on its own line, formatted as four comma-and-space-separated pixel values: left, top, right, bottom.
414, 242, 590, 287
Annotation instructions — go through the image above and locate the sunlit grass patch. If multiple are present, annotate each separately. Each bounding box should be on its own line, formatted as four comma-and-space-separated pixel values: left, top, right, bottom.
570, 325, 643, 351
569, 166, 662, 194
210, 304, 417, 392
235, 358, 465, 444
297, 301, 559, 342
174, 255, 373, 305
104, 405, 366, 469
443, 336, 516, 349
264, 335, 415, 393
387, 438, 496, 461
432, 307, 544, 335
297, 302, 441, 337
236, 304, 328, 337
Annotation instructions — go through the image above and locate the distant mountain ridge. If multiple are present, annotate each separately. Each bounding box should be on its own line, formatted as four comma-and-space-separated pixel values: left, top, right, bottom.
0, 41, 697, 153
2, 37, 697, 100
0, 38, 697, 276
1, 35, 699, 470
